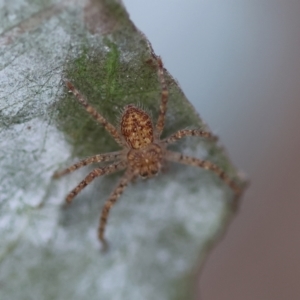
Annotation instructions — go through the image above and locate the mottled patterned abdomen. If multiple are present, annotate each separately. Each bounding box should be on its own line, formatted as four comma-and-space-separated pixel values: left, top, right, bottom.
120, 105, 154, 149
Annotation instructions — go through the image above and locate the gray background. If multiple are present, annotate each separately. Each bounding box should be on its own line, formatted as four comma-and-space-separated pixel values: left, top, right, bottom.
123, 1, 300, 299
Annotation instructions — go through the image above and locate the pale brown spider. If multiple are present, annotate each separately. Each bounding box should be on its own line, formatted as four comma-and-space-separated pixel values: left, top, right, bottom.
53, 57, 241, 248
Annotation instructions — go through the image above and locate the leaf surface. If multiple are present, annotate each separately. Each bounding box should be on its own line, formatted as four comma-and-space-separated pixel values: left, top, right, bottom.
0, 1, 246, 299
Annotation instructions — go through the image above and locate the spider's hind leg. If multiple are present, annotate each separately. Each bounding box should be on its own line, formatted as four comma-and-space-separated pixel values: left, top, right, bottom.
65, 80, 124, 146
155, 57, 169, 137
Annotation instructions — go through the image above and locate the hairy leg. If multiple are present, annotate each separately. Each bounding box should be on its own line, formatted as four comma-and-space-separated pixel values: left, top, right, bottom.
65, 80, 123, 146
98, 170, 135, 248
163, 129, 217, 145
53, 151, 122, 178
165, 150, 241, 199
65, 161, 127, 204
155, 57, 169, 137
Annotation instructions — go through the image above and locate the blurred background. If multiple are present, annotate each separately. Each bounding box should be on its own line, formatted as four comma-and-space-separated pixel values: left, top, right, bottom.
123, 1, 300, 299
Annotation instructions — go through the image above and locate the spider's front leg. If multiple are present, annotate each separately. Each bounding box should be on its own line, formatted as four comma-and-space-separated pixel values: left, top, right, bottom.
98, 170, 136, 250
165, 150, 241, 209
65, 161, 127, 204
53, 151, 122, 178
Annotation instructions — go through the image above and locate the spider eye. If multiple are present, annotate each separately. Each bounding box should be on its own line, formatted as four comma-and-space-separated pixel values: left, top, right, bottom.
140, 171, 149, 177
151, 169, 158, 175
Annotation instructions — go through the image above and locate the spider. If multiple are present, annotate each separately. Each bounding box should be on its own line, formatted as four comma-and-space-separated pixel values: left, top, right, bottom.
53, 56, 241, 248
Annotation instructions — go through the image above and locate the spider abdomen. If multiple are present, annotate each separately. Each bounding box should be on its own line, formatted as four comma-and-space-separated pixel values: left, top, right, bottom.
121, 105, 154, 149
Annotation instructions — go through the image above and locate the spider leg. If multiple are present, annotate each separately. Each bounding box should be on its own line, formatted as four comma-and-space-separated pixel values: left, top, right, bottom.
165, 150, 241, 203
65, 161, 127, 204
52, 151, 122, 178
163, 129, 217, 145
65, 80, 124, 146
155, 57, 168, 137
98, 170, 135, 248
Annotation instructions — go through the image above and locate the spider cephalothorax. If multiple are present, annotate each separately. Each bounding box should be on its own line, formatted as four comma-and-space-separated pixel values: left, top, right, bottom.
54, 56, 241, 248
127, 143, 164, 177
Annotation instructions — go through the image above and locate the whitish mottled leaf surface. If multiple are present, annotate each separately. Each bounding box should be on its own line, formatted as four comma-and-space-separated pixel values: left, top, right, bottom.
0, 1, 246, 300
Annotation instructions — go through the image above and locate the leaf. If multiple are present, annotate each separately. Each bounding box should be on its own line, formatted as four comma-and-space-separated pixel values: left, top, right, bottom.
0, 1, 247, 300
